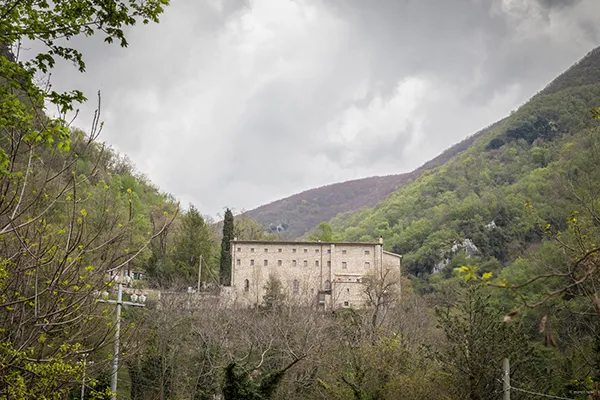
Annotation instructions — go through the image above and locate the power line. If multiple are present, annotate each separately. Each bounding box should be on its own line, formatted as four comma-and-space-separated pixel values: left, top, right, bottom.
497, 377, 575, 400
510, 385, 575, 400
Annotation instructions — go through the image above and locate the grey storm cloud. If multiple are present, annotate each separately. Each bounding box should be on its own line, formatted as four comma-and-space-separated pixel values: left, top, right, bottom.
32, 0, 600, 216
538, 0, 582, 9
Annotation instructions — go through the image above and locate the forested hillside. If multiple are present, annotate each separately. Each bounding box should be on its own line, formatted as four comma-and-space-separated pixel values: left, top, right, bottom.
331, 46, 600, 279
3, 1, 600, 399
300, 47, 600, 398
247, 122, 500, 239
0, 2, 225, 397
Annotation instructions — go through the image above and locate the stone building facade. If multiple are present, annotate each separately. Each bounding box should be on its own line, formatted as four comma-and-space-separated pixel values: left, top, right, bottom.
230, 238, 402, 309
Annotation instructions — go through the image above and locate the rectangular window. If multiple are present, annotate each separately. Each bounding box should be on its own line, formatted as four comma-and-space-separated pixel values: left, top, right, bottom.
278, 260, 282, 266
327, 261, 331, 267
364, 250, 370, 255
264, 260, 268, 266
315, 249, 319, 253
237, 247, 242, 252
292, 260, 297, 267
278, 248, 282, 253
304, 249, 308, 253
250, 259, 254, 266
343, 301, 349, 307
327, 249, 331, 254
251, 248, 255, 253
342, 249, 347, 254
365, 262, 370, 268
315, 260, 319, 267
264, 248, 268, 253
303, 260, 308, 267
342, 262, 347, 269
292, 249, 297, 253
293, 279, 299, 294
236, 259, 241, 266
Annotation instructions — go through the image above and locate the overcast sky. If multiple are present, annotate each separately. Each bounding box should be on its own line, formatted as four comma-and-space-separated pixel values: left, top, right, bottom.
41, 0, 600, 217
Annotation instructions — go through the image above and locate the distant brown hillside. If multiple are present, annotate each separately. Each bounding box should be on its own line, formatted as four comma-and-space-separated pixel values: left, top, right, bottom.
247, 119, 504, 239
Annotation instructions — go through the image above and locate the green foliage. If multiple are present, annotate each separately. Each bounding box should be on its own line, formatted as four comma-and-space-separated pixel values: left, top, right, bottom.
0, 0, 173, 397
315, 302, 453, 400
235, 211, 278, 241
433, 281, 544, 400
1, 0, 169, 74
320, 47, 600, 399
308, 222, 340, 242
220, 208, 234, 286
158, 204, 218, 287
249, 117, 497, 240
262, 274, 286, 311
330, 49, 600, 279
223, 363, 289, 400
0, 341, 82, 399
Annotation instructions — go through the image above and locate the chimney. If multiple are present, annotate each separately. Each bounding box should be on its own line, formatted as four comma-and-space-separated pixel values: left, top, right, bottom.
378, 236, 383, 245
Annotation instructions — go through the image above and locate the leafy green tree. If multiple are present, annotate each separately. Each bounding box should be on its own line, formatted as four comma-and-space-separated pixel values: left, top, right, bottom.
234, 211, 277, 240
309, 222, 339, 242
262, 274, 286, 311
1, 0, 169, 121
0, 1, 170, 398
220, 208, 234, 286
222, 359, 302, 400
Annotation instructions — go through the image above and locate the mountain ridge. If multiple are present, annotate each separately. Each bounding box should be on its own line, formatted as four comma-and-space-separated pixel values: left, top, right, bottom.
327, 45, 600, 277
248, 46, 600, 242
247, 118, 506, 239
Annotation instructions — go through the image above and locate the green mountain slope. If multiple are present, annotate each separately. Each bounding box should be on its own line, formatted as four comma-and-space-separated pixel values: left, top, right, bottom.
247, 120, 503, 240
330, 46, 600, 277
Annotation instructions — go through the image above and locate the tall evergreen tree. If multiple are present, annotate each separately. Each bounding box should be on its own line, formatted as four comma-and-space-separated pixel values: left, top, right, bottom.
169, 204, 214, 286
220, 208, 235, 285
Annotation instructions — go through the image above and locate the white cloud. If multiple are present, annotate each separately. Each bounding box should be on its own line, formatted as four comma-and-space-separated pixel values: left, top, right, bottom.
325, 77, 429, 164
33, 0, 600, 217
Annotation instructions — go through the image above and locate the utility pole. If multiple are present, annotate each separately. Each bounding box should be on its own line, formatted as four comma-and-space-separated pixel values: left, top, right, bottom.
503, 358, 510, 400
98, 282, 146, 400
197, 255, 202, 293
80, 354, 87, 400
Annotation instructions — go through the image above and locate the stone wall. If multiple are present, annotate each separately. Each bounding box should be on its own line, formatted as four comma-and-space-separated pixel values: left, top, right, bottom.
230, 239, 402, 309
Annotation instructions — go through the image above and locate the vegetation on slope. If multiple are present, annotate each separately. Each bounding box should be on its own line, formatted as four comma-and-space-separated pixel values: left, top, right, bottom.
4, 0, 600, 397
331, 47, 600, 279
0, 1, 190, 397
121, 46, 600, 400
248, 121, 501, 240
312, 46, 600, 398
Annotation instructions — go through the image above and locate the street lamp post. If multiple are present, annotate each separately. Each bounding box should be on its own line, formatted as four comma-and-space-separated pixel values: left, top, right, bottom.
97, 282, 146, 400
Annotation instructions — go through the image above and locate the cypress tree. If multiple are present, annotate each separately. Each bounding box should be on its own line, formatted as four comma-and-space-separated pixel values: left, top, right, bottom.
220, 208, 234, 286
